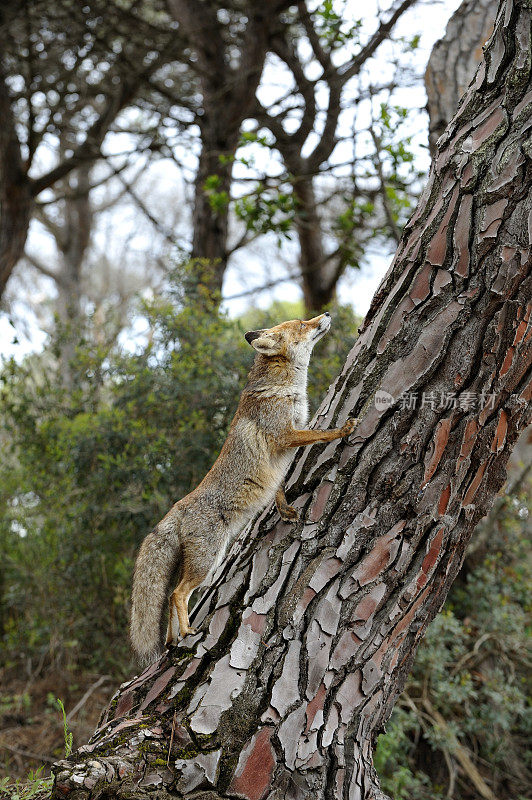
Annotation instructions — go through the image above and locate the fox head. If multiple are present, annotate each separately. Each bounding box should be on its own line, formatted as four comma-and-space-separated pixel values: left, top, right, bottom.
245, 313, 331, 364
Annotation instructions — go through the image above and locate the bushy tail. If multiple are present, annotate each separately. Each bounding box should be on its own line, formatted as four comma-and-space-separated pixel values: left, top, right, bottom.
130, 521, 181, 665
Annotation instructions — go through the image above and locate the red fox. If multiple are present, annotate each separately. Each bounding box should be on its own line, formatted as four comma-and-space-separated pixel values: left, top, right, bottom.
130, 313, 357, 663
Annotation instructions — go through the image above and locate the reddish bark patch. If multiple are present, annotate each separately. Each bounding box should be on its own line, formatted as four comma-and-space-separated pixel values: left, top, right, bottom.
438, 484, 451, 515
330, 630, 362, 670
409, 263, 433, 304
309, 556, 342, 593
353, 583, 386, 623
305, 683, 326, 734
453, 193, 473, 277
352, 533, 400, 587
229, 727, 275, 800
242, 609, 267, 635
471, 107, 506, 150
309, 481, 333, 522
181, 657, 201, 681
293, 586, 317, 624
418, 528, 445, 589
458, 419, 479, 464
463, 461, 488, 506
426, 184, 459, 266
479, 198, 508, 239
499, 346, 515, 377
491, 409, 508, 453
512, 319, 528, 346
113, 691, 134, 720
139, 667, 175, 712
423, 417, 452, 486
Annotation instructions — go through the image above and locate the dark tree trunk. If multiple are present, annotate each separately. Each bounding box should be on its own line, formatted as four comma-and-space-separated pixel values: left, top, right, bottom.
293, 177, 338, 312
425, 0, 498, 156
0, 70, 32, 302
51, 1, 531, 797
190, 132, 238, 296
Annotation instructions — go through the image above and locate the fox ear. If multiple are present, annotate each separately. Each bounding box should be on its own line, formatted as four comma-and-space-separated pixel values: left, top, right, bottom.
248, 334, 281, 356
251, 336, 281, 355
244, 329, 281, 355
244, 329, 264, 345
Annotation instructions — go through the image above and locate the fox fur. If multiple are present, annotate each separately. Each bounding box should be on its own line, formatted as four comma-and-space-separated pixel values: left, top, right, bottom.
130, 313, 357, 663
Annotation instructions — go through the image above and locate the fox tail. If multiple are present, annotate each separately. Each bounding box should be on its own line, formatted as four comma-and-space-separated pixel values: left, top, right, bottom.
130, 520, 181, 665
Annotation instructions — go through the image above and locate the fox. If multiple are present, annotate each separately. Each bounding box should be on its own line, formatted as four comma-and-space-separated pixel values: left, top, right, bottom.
130, 312, 357, 663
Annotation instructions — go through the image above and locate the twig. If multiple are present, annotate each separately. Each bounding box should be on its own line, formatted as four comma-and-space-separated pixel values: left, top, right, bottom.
167, 710, 178, 768
66, 675, 111, 723
0, 742, 54, 764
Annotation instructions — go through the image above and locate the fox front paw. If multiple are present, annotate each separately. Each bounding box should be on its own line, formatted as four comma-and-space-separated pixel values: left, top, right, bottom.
341, 417, 359, 437
280, 505, 299, 523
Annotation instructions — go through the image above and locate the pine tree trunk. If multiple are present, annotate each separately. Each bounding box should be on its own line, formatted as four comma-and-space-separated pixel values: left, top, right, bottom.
425, 0, 499, 155
51, 1, 531, 797
166, 0, 284, 299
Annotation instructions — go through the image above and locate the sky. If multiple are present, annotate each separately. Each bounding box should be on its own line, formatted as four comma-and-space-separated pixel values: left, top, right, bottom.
0, 0, 465, 359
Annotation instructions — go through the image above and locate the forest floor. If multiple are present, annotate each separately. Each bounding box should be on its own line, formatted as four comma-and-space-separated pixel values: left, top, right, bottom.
0, 665, 119, 782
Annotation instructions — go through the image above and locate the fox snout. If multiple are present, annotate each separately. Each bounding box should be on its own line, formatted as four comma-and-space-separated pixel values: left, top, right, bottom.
313, 311, 331, 337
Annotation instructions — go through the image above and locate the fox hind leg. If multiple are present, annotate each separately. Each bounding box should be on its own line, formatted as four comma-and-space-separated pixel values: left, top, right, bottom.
166, 579, 199, 644
275, 485, 298, 522
166, 545, 212, 644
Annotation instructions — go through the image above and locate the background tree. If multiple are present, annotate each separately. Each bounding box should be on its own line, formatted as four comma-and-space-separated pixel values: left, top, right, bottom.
163, 0, 293, 296
0, 0, 187, 301
46, 1, 532, 797
251, 0, 420, 311
0, 0, 433, 322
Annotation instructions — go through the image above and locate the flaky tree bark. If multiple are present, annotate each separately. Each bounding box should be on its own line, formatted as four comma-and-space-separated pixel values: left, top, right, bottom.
425, 0, 498, 155
51, 1, 531, 798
